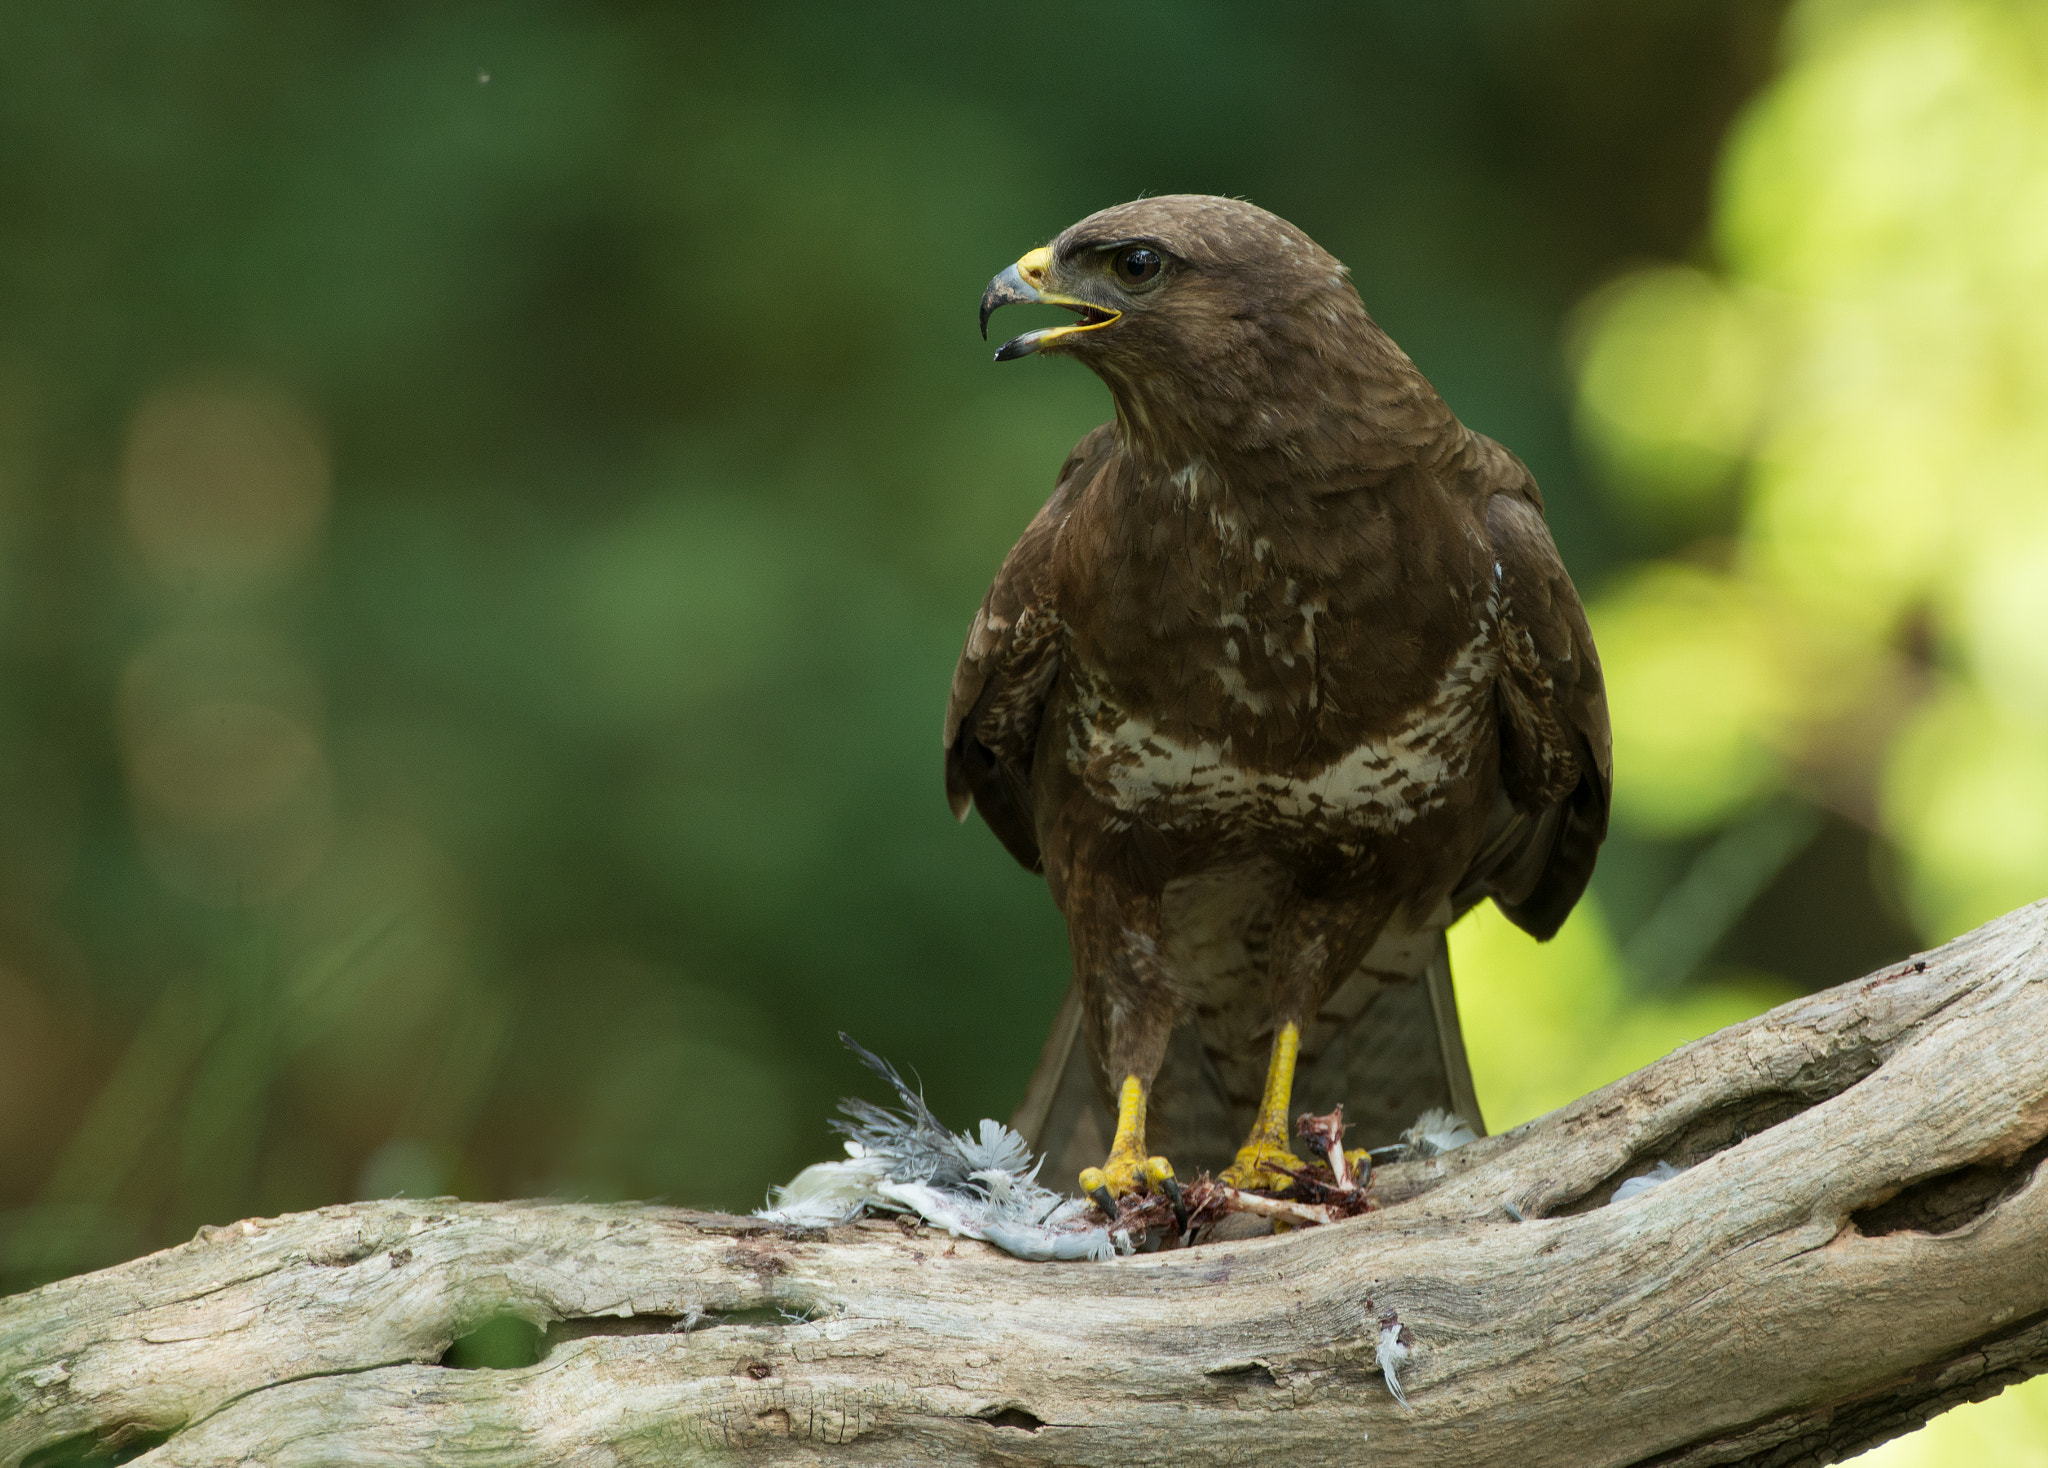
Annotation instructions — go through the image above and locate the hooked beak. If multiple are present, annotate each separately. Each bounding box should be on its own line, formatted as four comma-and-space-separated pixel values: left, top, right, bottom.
978, 246, 1120, 361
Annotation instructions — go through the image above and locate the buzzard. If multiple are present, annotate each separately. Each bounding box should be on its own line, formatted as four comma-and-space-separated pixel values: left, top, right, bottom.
949, 196, 1610, 1201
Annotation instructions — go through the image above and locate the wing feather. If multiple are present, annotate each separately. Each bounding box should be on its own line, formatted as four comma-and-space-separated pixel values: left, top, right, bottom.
1458, 435, 1613, 939
943, 425, 1111, 872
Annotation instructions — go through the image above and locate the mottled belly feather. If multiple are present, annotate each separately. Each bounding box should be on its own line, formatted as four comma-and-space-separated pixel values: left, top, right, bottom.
1068, 627, 1499, 839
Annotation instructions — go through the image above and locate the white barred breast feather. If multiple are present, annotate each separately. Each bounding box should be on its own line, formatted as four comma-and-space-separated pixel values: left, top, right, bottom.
1069, 626, 1500, 832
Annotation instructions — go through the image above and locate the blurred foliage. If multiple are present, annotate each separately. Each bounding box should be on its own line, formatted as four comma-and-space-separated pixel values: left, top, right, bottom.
1575, 0, 2048, 940
1552, 0, 2048, 1454
0, 0, 2040, 1454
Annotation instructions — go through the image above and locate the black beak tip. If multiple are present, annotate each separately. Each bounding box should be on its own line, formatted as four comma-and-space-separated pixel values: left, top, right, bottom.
979, 262, 1040, 349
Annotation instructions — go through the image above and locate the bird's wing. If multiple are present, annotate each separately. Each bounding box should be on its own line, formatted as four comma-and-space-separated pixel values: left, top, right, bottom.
943, 425, 1108, 872
1457, 434, 1614, 940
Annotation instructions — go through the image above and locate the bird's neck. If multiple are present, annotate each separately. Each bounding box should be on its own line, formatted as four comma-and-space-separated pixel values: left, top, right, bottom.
1101, 308, 1459, 493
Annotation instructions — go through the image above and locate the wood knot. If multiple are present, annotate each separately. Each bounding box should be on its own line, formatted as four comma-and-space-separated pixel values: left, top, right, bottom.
754, 1407, 792, 1435
978, 1405, 1046, 1432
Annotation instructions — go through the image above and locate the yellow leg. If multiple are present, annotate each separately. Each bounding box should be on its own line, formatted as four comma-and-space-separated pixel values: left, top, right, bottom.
1079, 1075, 1175, 1201
1221, 1022, 1307, 1191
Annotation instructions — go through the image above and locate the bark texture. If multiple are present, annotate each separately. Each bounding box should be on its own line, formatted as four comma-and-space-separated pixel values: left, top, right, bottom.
5, 903, 2048, 1468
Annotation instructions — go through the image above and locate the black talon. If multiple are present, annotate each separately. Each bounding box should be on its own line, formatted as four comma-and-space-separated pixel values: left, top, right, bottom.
1088, 1184, 1117, 1218
1159, 1172, 1188, 1233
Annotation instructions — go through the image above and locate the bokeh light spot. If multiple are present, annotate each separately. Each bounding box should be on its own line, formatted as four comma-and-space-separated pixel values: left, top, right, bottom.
121, 377, 330, 601
124, 696, 333, 906
1573, 266, 1765, 521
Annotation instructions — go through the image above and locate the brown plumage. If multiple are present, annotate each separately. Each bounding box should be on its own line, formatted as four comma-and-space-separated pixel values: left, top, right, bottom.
949, 196, 1611, 1196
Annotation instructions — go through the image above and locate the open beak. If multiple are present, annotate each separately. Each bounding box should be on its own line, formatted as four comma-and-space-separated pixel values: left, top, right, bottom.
979, 247, 1120, 361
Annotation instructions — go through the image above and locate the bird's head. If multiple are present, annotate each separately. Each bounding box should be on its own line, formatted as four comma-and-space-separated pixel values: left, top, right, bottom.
980, 195, 1424, 468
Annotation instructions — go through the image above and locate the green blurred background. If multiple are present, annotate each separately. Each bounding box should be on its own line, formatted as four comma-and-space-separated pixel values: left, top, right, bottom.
2, 0, 2045, 1457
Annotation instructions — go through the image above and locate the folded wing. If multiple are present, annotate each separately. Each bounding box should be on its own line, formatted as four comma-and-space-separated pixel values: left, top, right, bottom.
944, 426, 1110, 872
1454, 433, 1614, 938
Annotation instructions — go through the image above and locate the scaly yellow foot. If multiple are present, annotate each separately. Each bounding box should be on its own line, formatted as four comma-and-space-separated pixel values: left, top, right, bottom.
1222, 1138, 1306, 1192
1221, 1020, 1307, 1193
1079, 1075, 1176, 1213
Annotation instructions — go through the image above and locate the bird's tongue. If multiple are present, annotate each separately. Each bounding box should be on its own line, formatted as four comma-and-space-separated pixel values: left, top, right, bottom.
994, 325, 1063, 362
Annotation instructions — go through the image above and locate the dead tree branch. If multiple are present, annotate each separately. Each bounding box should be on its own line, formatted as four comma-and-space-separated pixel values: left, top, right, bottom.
5, 902, 2048, 1468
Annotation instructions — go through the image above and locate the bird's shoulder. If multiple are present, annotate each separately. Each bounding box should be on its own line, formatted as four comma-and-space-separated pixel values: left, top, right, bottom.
1457, 430, 1610, 793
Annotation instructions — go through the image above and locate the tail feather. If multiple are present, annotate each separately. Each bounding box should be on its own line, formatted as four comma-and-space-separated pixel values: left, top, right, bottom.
1014, 931, 1485, 1186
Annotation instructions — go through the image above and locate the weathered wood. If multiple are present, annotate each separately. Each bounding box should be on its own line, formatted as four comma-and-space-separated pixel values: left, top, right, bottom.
4, 902, 2047, 1468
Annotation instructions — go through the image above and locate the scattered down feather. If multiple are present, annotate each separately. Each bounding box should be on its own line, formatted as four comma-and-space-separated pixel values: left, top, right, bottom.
756, 1036, 1119, 1263
1611, 1159, 1685, 1203
1401, 1108, 1479, 1159
1376, 1310, 1416, 1408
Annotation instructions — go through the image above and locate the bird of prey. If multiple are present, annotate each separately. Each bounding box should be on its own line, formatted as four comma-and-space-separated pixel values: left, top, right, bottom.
949, 196, 1610, 1202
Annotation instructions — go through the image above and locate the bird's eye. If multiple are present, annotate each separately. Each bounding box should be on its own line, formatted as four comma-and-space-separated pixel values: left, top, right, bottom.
1111, 246, 1162, 287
